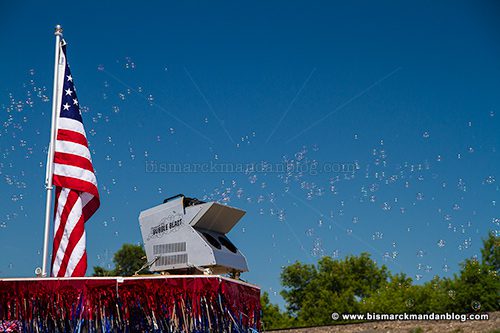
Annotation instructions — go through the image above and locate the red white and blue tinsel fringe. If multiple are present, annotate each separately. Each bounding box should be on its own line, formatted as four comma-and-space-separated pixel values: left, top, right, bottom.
0, 275, 261, 333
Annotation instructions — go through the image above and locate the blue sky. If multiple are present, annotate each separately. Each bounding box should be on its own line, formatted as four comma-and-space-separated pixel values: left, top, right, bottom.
0, 1, 499, 306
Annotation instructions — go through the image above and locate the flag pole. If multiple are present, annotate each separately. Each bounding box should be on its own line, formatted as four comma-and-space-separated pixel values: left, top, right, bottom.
41, 24, 63, 277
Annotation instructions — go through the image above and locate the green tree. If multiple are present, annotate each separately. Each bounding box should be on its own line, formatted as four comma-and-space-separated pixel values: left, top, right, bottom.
453, 258, 499, 312
260, 292, 294, 329
277, 232, 499, 327
280, 253, 389, 326
92, 243, 149, 277
452, 232, 500, 313
361, 273, 414, 313
92, 265, 113, 276
481, 231, 499, 272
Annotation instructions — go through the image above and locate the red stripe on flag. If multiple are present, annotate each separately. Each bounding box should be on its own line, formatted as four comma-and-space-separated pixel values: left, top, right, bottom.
51, 189, 79, 270
53, 175, 99, 198
82, 196, 100, 221
54, 215, 85, 277
72, 250, 87, 277
57, 129, 89, 147
54, 152, 95, 172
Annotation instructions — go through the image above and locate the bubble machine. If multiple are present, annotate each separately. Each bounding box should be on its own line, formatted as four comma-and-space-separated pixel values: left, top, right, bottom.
139, 194, 249, 274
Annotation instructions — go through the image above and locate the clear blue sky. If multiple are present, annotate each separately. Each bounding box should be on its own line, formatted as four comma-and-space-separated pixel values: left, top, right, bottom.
1, 1, 499, 306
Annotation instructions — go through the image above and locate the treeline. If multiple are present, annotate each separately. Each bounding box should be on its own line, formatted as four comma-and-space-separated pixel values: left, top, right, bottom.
262, 232, 499, 329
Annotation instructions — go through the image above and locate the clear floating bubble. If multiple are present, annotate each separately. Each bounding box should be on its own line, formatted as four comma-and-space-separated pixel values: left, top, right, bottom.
471, 301, 481, 311
457, 179, 467, 192
97, 64, 105, 71
485, 175, 496, 184
422, 131, 430, 139
406, 299, 414, 308
437, 239, 446, 248
278, 210, 286, 222
249, 174, 257, 184
490, 110, 495, 117
311, 238, 324, 257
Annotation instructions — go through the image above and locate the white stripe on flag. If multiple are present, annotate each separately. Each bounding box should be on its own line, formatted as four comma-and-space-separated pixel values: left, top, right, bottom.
54, 163, 97, 187
53, 187, 70, 235
53, 193, 93, 276
52, 194, 83, 276
55, 140, 91, 161
64, 231, 86, 276
57, 117, 87, 136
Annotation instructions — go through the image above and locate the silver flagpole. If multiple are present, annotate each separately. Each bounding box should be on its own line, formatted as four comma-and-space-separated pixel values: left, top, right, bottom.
41, 24, 63, 277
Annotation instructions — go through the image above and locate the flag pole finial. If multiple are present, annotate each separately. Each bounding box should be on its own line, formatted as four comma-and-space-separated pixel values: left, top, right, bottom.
54, 25, 63, 36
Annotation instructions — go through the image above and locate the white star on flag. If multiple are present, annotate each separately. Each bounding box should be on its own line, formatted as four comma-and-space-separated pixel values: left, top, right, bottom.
65, 88, 73, 96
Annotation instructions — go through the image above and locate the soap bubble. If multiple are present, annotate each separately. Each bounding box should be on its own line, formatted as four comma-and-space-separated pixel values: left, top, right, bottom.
405, 298, 414, 308
485, 176, 495, 184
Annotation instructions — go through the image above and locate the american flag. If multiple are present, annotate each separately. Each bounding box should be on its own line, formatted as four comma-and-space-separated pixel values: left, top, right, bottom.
51, 41, 100, 277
